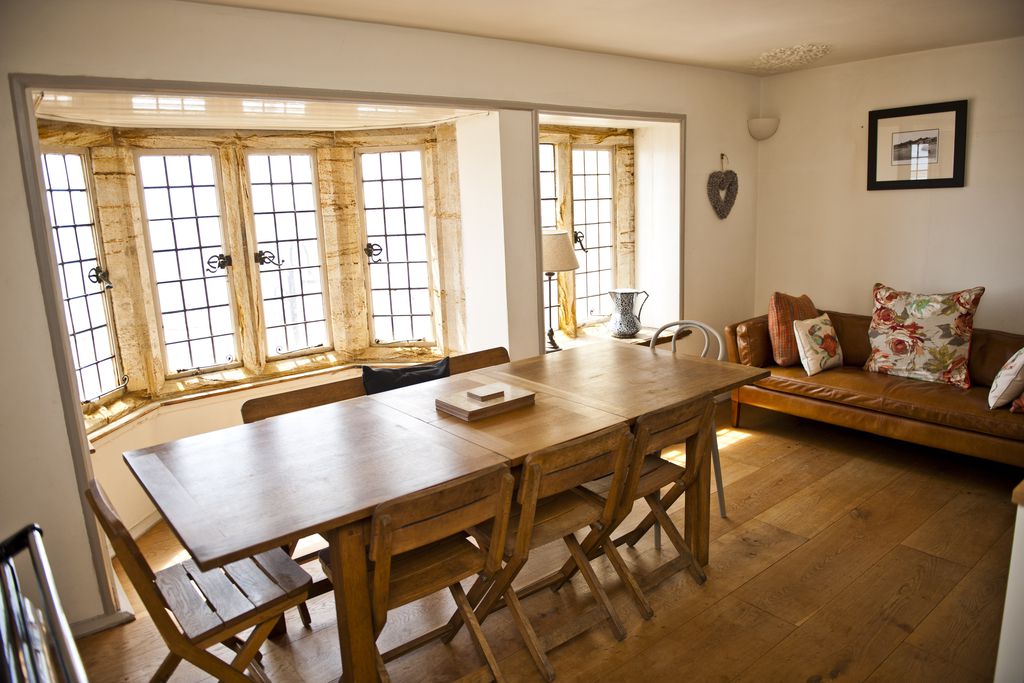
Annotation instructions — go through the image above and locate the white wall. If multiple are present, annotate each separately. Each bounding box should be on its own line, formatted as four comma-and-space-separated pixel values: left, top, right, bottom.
755, 38, 1024, 332
495, 110, 543, 359
635, 122, 682, 325
456, 114, 512, 352
456, 111, 543, 359
0, 0, 761, 623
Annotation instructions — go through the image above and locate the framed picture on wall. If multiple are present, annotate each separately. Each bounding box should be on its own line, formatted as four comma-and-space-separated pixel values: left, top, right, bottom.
867, 99, 968, 190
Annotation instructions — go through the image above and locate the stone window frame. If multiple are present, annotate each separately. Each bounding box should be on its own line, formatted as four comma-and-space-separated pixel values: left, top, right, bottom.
539, 126, 635, 336
36, 122, 465, 433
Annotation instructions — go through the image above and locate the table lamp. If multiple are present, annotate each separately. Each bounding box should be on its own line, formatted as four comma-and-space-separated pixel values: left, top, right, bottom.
541, 230, 580, 352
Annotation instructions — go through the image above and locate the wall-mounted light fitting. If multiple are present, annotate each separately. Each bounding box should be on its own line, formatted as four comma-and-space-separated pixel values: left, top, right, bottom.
748, 117, 780, 141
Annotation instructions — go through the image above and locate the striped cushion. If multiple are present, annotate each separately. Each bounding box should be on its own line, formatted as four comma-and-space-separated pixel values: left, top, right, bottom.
768, 292, 818, 366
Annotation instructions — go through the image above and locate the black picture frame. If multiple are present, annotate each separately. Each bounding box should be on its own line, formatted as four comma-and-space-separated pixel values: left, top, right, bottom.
867, 99, 967, 190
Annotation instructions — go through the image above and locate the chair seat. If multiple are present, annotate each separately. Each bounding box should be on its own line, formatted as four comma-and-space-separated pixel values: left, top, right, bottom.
319, 534, 487, 609
585, 453, 684, 501
477, 489, 604, 556
154, 547, 311, 643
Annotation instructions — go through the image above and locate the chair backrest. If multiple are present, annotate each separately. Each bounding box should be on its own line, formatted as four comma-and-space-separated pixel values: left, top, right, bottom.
513, 424, 633, 559
448, 347, 511, 374
240, 346, 511, 423
368, 465, 514, 628
84, 481, 182, 644
631, 400, 715, 497
651, 320, 725, 361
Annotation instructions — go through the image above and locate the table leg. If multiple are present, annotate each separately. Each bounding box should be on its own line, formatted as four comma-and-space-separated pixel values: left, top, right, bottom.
684, 405, 713, 566
326, 525, 378, 683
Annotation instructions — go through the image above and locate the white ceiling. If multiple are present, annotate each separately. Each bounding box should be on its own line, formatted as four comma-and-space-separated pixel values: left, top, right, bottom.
185, 0, 1024, 74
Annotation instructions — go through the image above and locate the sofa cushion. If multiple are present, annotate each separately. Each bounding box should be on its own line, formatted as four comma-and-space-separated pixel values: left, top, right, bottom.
758, 366, 1024, 441
794, 314, 844, 376
864, 283, 985, 389
768, 292, 818, 367
989, 347, 1024, 409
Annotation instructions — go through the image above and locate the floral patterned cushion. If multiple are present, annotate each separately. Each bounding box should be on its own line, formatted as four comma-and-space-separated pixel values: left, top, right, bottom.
989, 347, 1024, 409
1011, 397, 1024, 414
793, 314, 844, 376
864, 283, 985, 389
768, 292, 818, 366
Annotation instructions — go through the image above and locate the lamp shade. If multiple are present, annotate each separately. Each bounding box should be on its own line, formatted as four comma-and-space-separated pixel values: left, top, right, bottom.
748, 117, 780, 141
541, 230, 580, 273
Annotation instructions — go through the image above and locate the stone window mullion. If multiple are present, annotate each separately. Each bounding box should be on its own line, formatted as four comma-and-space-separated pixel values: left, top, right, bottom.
222, 144, 265, 373
90, 145, 163, 395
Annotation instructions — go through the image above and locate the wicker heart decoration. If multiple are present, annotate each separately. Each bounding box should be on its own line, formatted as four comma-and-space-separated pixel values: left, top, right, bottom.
707, 170, 738, 219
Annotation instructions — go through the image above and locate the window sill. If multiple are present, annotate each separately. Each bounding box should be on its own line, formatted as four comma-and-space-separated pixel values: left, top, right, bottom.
83, 346, 444, 439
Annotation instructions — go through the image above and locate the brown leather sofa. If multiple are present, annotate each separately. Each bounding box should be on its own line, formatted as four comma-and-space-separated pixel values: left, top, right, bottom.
724, 311, 1024, 467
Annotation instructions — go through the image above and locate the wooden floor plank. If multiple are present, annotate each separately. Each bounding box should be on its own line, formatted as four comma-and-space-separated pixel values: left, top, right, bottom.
757, 454, 904, 539
905, 525, 1014, 679
901, 490, 1015, 567
864, 642, 988, 683
705, 443, 850, 541
734, 545, 966, 683
597, 595, 793, 682
734, 469, 960, 626
501, 519, 807, 683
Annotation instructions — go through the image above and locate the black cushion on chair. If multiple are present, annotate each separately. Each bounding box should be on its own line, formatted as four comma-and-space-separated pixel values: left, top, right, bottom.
362, 357, 451, 395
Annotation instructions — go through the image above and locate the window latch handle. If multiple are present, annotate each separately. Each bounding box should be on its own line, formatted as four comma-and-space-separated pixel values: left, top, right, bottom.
364, 242, 383, 264
254, 250, 283, 267
87, 267, 114, 290
573, 230, 588, 253
205, 254, 232, 273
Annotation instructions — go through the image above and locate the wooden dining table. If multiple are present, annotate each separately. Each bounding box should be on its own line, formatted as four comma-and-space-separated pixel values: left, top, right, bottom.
124, 342, 767, 682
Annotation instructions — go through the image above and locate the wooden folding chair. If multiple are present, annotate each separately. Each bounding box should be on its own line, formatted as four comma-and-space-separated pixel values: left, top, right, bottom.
446, 423, 640, 682
84, 481, 311, 683
546, 399, 714, 618
319, 464, 515, 682
239, 346, 512, 627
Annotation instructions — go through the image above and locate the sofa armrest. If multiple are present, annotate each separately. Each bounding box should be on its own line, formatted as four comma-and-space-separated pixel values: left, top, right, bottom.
725, 314, 772, 368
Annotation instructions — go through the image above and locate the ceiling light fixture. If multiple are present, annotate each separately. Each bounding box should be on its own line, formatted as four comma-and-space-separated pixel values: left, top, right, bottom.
753, 43, 833, 73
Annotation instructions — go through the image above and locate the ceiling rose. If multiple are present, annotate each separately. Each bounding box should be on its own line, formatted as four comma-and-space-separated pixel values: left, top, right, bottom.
753, 43, 833, 73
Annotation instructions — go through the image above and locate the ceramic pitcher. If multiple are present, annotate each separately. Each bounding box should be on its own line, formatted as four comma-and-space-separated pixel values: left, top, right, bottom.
607, 288, 649, 338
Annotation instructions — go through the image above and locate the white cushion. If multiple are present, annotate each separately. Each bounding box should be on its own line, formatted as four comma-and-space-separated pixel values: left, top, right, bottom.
988, 347, 1024, 409
793, 313, 844, 377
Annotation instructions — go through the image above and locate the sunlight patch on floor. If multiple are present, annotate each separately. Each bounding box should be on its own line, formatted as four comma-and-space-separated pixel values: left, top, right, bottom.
660, 428, 752, 466
716, 427, 752, 449
162, 548, 191, 569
